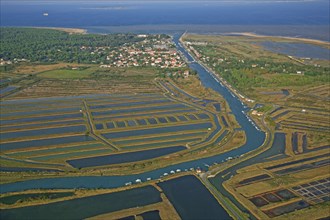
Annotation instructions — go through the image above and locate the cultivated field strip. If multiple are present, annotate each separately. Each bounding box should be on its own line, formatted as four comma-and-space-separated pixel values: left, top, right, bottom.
120, 138, 201, 151
102, 122, 213, 139
0, 102, 83, 113
272, 158, 329, 175
112, 131, 208, 145
94, 109, 198, 121
11, 79, 161, 98
6, 143, 104, 158
0, 135, 96, 152
30, 148, 114, 162
0, 93, 162, 109
1, 107, 82, 118
159, 80, 220, 109
0, 119, 85, 132
265, 153, 330, 171
85, 94, 164, 105
0, 125, 87, 140
0, 113, 83, 125
281, 122, 330, 132
89, 99, 172, 110
270, 87, 330, 135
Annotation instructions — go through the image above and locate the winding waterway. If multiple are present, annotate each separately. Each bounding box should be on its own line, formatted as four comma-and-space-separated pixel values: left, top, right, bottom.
0, 33, 266, 193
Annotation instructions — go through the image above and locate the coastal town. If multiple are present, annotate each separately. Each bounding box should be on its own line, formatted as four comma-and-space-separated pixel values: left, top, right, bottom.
100, 35, 186, 68
0, 31, 186, 69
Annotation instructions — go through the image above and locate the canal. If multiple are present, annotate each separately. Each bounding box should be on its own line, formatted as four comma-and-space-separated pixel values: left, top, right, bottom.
0, 33, 266, 194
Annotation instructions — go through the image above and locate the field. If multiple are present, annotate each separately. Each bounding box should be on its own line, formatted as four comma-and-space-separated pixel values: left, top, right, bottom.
0, 47, 242, 220
0, 93, 218, 170
1, 64, 235, 174
182, 34, 330, 219
38, 68, 94, 79
182, 35, 330, 151
0, 66, 161, 99
223, 147, 330, 219
0, 28, 244, 220
1, 29, 329, 220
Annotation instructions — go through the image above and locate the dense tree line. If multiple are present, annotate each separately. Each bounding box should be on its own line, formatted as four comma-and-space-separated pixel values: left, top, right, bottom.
0, 28, 149, 63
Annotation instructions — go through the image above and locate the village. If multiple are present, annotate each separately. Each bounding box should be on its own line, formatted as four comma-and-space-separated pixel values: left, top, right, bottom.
100, 35, 186, 68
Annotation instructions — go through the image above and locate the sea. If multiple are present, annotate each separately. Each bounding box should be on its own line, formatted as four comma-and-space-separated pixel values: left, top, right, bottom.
1, 0, 329, 41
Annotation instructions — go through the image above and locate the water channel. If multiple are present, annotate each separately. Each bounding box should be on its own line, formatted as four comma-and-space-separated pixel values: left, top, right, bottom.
0, 34, 266, 195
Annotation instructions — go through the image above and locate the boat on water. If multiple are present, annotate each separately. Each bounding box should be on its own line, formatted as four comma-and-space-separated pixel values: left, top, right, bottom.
43, 13, 49, 16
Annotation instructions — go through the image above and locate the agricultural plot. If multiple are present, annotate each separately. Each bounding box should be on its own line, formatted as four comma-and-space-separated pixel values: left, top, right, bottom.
0, 96, 105, 169
238, 174, 271, 186
9, 67, 161, 99
1, 91, 223, 169
158, 80, 221, 109
272, 158, 330, 175
226, 149, 330, 219
88, 95, 219, 153
184, 34, 330, 220
267, 85, 330, 157
265, 152, 330, 171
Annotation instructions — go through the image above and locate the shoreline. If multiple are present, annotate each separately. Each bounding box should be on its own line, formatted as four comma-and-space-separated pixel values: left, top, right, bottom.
226, 32, 330, 46
2, 25, 329, 44
3, 25, 330, 46
31, 26, 87, 34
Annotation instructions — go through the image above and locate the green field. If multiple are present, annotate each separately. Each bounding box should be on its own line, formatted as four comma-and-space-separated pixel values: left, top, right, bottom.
38, 68, 94, 79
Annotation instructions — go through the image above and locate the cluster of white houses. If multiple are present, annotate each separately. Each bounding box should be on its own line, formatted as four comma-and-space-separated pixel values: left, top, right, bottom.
100, 38, 186, 68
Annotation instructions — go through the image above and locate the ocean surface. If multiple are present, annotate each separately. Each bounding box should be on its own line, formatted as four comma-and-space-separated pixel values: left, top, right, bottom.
1, 0, 329, 41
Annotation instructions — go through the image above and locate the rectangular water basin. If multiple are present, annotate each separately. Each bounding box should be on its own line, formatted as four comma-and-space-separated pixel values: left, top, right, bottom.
158, 175, 232, 220
67, 146, 186, 168
0, 186, 161, 220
